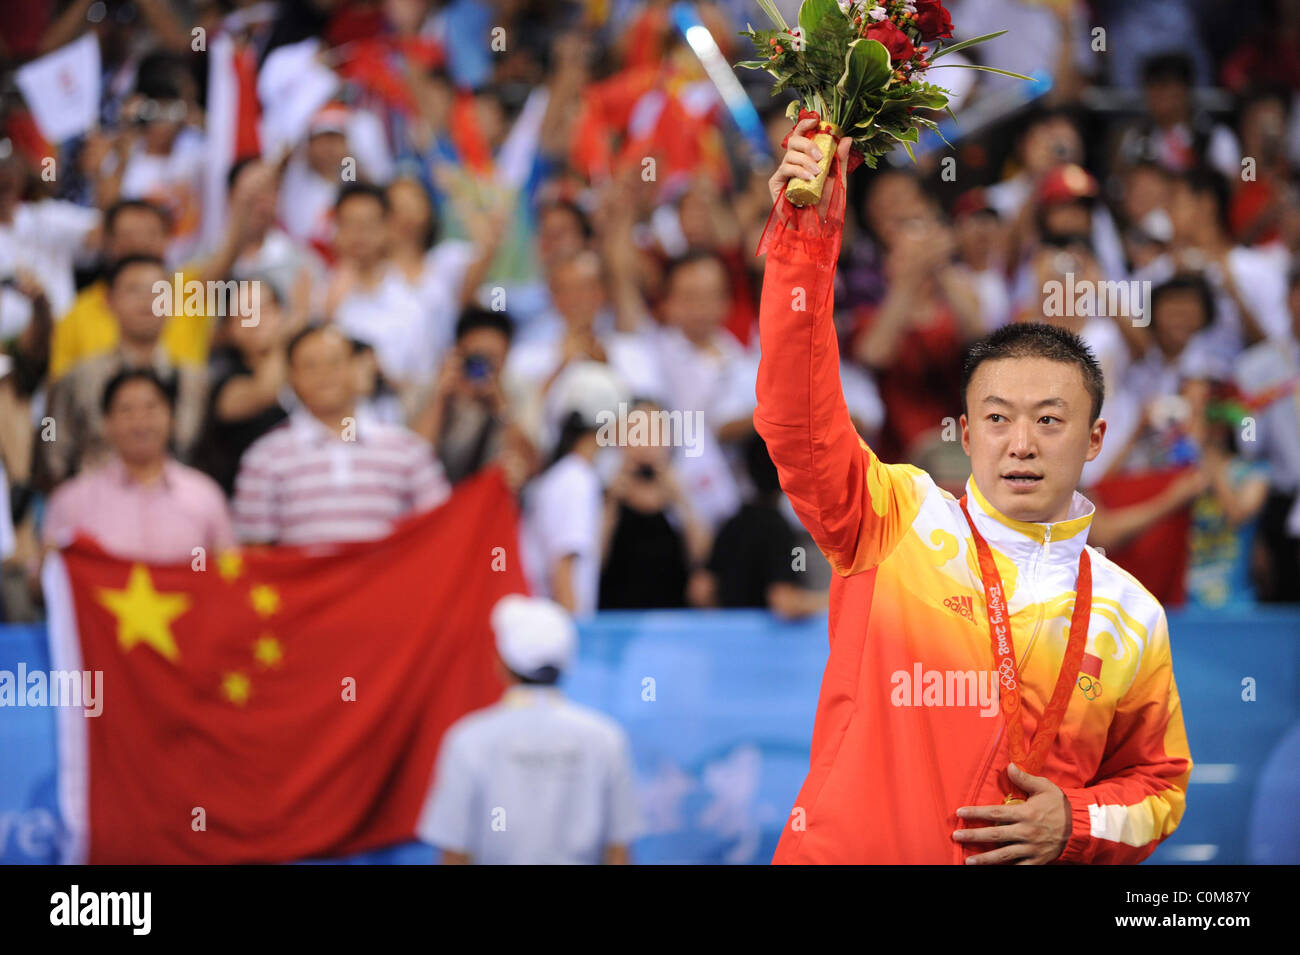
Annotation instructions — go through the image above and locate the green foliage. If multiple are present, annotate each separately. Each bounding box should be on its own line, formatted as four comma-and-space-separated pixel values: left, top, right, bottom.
738, 0, 1019, 166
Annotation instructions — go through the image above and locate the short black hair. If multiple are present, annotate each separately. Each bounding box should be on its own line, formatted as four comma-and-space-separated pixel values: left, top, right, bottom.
334, 181, 389, 215
104, 198, 168, 235
1151, 273, 1215, 331
226, 155, 263, 193
285, 323, 347, 364
962, 323, 1105, 423
455, 305, 513, 344
663, 249, 729, 293
538, 198, 593, 240
1176, 167, 1232, 233
101, 367, 176, 415
106, 254, 166, 288
1141, 51, 1194, 87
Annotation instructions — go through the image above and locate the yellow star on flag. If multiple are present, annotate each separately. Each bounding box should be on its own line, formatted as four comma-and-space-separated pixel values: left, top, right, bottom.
217, 550, 244, 581
249, 584, 280, 618
253, 635, 283, 669
222, 671, 252, 706
96, 564, 191, 662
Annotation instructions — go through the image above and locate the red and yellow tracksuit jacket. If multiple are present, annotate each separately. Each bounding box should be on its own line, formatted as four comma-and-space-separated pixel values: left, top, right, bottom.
754, 228, 1192, 865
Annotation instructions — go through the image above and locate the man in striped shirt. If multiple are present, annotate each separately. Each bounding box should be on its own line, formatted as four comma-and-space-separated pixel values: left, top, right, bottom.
232, 325, 449, 546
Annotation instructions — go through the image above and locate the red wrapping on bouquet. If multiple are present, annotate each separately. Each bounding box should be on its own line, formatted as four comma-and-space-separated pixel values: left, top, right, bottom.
756, 110, 864, 266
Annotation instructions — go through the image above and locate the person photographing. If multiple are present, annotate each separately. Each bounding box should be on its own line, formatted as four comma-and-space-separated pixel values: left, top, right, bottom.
758, 118, 1192, 864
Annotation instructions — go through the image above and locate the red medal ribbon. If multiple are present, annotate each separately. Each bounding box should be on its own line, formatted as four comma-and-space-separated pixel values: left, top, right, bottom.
958, 496, 1093, 803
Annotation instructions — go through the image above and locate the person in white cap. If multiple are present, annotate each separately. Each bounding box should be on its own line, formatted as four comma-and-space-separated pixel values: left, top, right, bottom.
417, 594, 642, 865
519, 361, 626, 617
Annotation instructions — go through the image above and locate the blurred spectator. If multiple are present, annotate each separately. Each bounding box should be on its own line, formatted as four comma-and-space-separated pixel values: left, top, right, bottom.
950, 188, 1011, 331
43, 368, 233, 563
650, 251, 747, 431
48, 198, 206, 380
1186, 395, 1270, 608
231, 325, 449, 546
350, 338, 406, 425
191, 280, 291, 498
110, 66, 207, 263
851, 209, 983, 464
1116, 52, 1240, 179
599, 399, 711, 610
506, 249, 664, 428
417, 594, 641, 865
37, 255, 207, 488
1228, 88, 1293, 248
1100, 274, 1216, 477
1133, 168, 1289, 376
324, 182, 432, 393
411, 306, 521, 485
700, 433, 828, 619
0, 151, 100, 323
520, 362, 622, 618
224, 157, 322, 330
279, 105, 353, 250
1236, 268, 1300, 603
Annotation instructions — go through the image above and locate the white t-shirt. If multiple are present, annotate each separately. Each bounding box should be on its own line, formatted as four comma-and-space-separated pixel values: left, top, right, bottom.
278, 154, 337, 248
0, 199, 100, 318
117, 130, 206, 264
520, 453, 603, 617
417, 685, 642, 864
334, 267, 438, 386
399, 239, 477, 362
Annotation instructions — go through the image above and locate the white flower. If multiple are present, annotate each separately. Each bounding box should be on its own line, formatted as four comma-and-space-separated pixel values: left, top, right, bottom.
837, 0, 854, 13
868, 6, 888, 21
902, 1, 918, 13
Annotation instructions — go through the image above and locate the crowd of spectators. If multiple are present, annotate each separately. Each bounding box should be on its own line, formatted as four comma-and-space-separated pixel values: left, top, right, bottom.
0, 0, 1297, 622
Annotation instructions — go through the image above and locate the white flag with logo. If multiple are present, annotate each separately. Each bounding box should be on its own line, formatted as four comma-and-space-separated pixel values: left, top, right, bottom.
15, 33, 102, 143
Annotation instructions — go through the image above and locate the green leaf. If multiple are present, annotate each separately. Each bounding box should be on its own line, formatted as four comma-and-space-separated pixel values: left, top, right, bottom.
929, 30, 1007, 61
836, 39, 892, 113
786, 100, 802, 121
735, 60, 772, 71
798, 0, 841, 40
926, 63, 1034, 81
755, 0, 789, 30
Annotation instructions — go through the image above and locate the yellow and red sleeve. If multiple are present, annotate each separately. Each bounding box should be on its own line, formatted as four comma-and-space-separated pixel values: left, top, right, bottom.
1057, 609, 1193, 864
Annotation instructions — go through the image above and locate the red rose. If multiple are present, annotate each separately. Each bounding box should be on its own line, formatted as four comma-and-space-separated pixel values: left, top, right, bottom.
865, 20, 916, 64
914, 0, 954, 41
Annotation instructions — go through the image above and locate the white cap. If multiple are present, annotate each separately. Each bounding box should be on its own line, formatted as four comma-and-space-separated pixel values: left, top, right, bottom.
491, 594, 577, 679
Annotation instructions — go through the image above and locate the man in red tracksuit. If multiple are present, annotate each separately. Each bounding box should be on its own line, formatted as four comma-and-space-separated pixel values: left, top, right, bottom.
756, 120, 1192, 864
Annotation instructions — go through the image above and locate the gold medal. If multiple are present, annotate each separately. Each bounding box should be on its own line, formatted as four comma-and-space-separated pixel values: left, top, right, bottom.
1004, 795, 1025, 805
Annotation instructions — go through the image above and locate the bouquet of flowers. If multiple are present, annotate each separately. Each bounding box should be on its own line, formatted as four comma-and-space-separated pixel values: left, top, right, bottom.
739, 0, 1026, 206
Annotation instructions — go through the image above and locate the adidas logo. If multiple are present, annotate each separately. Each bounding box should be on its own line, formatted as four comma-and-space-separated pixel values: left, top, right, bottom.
943, 594, 975, 622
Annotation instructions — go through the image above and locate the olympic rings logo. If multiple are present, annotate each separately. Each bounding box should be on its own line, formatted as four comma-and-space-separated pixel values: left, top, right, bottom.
997, 659, 1017, 690
1077, 674, 1102, 701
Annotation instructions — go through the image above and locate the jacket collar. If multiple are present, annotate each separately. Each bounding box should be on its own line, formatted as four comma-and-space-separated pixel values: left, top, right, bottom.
965, 477, 1094, 565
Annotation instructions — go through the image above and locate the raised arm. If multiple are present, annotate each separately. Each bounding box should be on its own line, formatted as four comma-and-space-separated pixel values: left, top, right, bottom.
754, 121, 923, 577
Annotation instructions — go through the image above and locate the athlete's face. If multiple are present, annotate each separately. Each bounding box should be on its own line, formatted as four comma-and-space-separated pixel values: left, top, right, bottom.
961, 357, 1105, 524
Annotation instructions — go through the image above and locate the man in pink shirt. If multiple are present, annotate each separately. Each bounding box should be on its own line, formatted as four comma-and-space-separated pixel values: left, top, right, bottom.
44, 369, 234, 563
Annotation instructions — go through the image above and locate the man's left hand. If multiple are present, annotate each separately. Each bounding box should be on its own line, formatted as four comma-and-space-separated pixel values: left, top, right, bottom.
952, 764, 1072, 865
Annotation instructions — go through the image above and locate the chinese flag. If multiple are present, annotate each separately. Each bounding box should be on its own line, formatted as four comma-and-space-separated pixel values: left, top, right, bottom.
44, 469, 522, 864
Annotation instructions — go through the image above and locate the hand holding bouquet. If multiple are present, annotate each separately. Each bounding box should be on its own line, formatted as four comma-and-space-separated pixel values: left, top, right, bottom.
739, 0, 1025, 207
